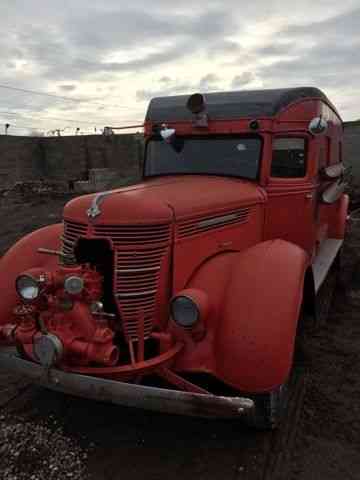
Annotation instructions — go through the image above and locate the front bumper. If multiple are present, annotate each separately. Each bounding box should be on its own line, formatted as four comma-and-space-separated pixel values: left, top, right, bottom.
0, 349, 254, 419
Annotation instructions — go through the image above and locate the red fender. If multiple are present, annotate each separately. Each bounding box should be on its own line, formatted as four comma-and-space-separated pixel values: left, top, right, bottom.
0, 224, 63, 324
215, 239, 309, 393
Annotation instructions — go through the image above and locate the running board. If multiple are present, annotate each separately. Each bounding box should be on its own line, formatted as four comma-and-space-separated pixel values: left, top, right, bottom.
312, 238, 343, 293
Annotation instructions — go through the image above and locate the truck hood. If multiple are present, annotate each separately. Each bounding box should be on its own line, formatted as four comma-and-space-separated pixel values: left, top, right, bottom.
64, 176, 266, 225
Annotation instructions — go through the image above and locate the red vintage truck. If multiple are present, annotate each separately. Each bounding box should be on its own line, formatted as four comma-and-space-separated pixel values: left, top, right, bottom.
0, 87, 348, 428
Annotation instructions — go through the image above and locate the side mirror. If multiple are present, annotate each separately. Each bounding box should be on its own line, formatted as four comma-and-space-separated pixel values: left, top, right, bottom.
160, 126, 184, 153
320, 163, 345, 180
160, 127, 176, 142
309, 117, 328, 136
321, 179, 346, 204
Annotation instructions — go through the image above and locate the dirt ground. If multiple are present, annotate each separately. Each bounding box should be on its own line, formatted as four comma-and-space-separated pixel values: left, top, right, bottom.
0, 192, 359, 480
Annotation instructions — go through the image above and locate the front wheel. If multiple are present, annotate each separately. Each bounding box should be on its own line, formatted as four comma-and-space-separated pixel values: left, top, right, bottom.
247, 381, 289, 430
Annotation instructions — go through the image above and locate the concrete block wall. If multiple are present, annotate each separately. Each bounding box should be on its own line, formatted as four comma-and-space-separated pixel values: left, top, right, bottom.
0, 133, 144, 189
0, 136, 44, 186
343, 121, 360, 185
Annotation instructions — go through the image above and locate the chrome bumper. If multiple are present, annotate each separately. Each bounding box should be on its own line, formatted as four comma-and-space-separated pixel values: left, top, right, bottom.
0, 350, 254, 419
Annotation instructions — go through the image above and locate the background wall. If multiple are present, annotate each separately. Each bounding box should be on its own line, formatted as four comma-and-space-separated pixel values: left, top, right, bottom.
0, 133, 144, 189
343, 121, 360, 183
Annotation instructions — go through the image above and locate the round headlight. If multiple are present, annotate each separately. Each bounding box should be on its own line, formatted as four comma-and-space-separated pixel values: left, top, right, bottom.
171, 296, 199, 327
16, 275, 40, 301
64, 276, 84, 295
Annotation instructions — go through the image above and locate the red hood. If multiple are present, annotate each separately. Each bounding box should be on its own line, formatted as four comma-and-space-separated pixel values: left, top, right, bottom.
64, 176, 265, 224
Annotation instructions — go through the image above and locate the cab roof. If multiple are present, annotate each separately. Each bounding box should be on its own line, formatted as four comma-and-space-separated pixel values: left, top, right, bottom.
145, 87, 334, 122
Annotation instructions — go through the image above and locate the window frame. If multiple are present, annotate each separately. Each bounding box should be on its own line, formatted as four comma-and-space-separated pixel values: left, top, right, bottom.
143, 133, 264, 182
270, 135, 309, 180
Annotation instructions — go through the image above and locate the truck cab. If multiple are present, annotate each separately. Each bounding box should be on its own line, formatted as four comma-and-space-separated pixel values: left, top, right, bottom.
0, 87, 348, 429
144, 88, 346, 259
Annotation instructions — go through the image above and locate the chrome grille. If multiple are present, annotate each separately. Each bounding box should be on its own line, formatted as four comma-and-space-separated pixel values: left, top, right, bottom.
62, 220, 88, 256
62, 220, 171, 341
177, 207, 251, 239
115, 245, 169, 339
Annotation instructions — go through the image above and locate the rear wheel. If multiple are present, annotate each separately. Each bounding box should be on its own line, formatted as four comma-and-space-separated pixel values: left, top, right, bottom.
316, 255, 339, 327
296, 255, 339, 364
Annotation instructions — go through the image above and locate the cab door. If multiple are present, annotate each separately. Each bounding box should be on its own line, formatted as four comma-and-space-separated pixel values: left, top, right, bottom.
264, 135, 317, 255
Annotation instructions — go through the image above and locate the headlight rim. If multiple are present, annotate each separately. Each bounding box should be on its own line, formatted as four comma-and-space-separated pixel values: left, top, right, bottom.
15, 274, 40, 302
64, 275, 84, 296
170, 294, 200, 328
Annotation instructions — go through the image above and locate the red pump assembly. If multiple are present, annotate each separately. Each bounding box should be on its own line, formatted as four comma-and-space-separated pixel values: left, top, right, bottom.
7, 264, 119, 368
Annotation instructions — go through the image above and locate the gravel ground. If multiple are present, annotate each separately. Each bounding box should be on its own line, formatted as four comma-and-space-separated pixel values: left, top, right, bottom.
0, 411, 89, 480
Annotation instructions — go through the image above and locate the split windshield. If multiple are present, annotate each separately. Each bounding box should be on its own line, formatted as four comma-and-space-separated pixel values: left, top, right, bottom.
144, 135, 262, 180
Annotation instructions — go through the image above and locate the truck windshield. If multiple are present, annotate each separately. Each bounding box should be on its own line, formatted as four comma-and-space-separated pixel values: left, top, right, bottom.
144, 135, 262, 180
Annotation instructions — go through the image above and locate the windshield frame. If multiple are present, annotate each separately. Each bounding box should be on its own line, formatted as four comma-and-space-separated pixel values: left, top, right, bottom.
143, 133, 264, 182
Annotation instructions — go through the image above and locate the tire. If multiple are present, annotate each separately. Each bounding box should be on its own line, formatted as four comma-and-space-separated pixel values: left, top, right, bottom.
316, 255, 339, 328
295, 255, 339, 365
246, 259, 340, 430
248, 382, 289, 430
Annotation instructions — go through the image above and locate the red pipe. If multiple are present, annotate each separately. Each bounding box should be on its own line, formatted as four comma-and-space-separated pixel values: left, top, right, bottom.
68, 339, 119, 366
0, 324, 16, 345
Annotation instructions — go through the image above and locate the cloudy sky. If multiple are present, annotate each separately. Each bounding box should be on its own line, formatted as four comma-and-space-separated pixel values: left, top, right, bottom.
0, 0, 359, 135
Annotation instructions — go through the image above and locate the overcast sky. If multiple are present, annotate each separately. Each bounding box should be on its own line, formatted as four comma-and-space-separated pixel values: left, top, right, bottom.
0, 0, 359, 135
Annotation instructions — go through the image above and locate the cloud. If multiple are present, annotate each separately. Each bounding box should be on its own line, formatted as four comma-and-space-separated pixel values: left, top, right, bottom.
0, 0, 359, 133
136, 83, 192, 102
199, 73, 221, 91
231, 72, 255, 88
136, 72, 224, 101
281, 6, 360, 39
159, 76, 172, 84
261, 45, 360, 86
255, 43, 296, 58
1, 7, 240, 89
207, 40, 243, 58
59, 84, 77, 92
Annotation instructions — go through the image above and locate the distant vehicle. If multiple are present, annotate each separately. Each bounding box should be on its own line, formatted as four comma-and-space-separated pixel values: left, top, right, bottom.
0, 87, 348, 428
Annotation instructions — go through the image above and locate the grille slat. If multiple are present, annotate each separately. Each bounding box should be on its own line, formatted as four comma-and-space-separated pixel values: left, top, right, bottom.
93, 224, 170, 246
116, 266, 160, 273
117, 278, 158, 285
177, 207, 251, 239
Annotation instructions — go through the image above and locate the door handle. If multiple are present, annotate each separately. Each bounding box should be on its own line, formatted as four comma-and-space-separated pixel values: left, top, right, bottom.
305, 193, 314, 199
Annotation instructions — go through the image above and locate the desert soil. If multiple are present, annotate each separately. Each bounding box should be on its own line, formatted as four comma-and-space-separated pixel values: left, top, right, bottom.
0, 192, 359, 480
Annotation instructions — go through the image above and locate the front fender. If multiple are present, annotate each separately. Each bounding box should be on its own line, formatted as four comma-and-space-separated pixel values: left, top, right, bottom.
215, 239, 309, 393
0, 224, 63, 324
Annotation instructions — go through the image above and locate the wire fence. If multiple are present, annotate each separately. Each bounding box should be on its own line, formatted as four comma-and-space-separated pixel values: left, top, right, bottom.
0, 83, 146, 136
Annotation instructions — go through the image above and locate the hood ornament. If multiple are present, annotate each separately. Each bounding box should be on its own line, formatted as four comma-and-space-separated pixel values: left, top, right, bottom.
87, 191, 112, 219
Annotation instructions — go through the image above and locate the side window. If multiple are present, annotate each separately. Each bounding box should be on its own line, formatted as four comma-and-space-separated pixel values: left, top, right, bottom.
271, 138, 306, 178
